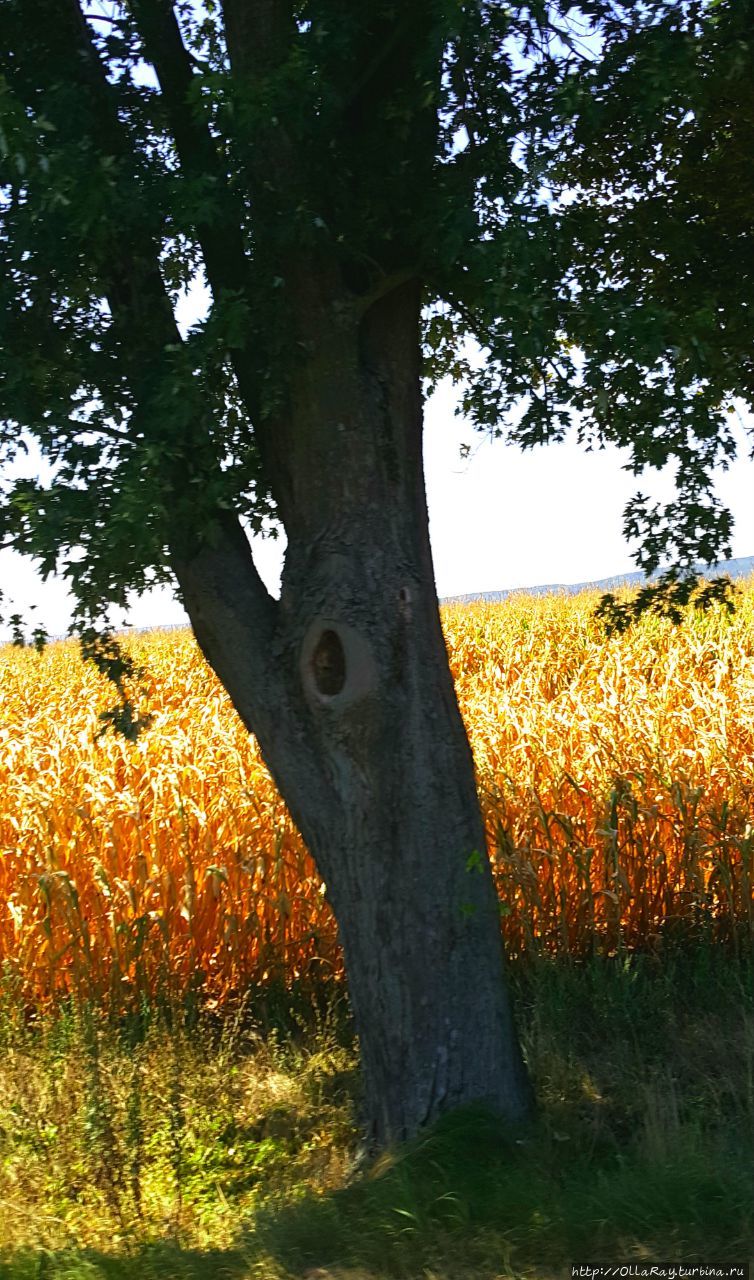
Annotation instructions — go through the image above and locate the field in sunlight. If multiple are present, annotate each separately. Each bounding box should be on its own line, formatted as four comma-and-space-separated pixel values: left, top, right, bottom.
1, 582, 753, 1010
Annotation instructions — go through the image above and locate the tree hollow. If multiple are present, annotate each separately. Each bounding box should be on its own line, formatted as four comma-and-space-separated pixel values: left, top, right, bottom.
311, 628, 346, 695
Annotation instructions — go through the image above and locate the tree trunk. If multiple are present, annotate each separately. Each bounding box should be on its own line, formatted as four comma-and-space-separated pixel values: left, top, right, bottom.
299, 599, 533, 1144
172, 280, 532, 1144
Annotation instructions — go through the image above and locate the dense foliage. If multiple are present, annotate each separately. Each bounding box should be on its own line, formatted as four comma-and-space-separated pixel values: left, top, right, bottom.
0, 1, 751, 630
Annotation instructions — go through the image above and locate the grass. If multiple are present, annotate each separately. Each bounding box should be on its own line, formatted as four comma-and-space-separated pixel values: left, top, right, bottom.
0, 947, 751, 1280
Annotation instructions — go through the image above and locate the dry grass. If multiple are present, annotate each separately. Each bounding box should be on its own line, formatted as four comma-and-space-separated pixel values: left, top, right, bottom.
1, 583, 753, 1010
444, 584, 754, 958
0, 629, 336, 1009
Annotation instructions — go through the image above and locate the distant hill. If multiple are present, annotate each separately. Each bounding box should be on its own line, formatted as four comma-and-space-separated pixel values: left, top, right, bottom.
6, 556, 753, 647
442, 555, 754, 606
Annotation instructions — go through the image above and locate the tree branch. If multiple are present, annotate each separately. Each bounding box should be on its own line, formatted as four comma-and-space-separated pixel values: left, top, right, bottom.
3, 1, 283, 678
128, 1, 306, 503
221, 0, 296, 78
127, 2, 253, 307
219, 0, 303, 216
171, 511, 337, 820
61, 4, 283, 626
342, 7, 426, 122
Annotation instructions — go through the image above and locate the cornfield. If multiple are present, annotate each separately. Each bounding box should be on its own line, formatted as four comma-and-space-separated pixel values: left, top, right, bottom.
1, 584, 754, 1012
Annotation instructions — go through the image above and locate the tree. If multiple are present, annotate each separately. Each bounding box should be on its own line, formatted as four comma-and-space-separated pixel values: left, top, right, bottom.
552, 0, 754, 629
546, 0, 752, 628
0, 0, 749, 1145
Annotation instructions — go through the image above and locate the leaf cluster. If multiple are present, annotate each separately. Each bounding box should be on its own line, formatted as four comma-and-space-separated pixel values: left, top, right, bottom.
426, 0, 753, 619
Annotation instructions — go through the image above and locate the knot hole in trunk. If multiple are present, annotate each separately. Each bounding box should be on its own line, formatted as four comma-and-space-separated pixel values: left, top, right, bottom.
311, 629, 346, 695
300, 618, 377, 708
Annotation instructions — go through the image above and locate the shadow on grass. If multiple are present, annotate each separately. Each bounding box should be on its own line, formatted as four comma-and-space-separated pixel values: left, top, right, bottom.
3, 952, 753, 1280
253, 1106, 753, 1279
1, 1104, 751, 1280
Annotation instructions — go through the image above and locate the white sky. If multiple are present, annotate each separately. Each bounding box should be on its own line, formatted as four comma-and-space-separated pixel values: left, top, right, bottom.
1, 385, 752, 642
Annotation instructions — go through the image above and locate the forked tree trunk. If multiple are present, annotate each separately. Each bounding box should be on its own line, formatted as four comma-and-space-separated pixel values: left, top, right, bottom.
173, 281, 532, 1144
21, 0, 529, 1146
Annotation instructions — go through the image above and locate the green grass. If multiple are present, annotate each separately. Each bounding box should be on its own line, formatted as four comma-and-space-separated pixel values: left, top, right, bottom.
0, 948, 752, 1279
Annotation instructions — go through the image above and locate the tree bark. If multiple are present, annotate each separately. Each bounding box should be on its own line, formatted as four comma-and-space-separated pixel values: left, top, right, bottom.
172, 280, 532, 1145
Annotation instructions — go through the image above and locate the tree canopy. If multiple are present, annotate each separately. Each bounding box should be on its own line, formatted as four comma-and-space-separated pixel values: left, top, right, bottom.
549, 0, 754, 624
0, 1, 750, 636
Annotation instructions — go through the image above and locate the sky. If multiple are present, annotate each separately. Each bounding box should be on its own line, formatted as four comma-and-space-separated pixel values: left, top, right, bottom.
1, 383, 753, 642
